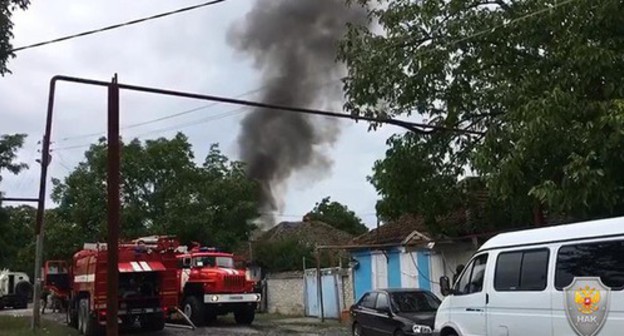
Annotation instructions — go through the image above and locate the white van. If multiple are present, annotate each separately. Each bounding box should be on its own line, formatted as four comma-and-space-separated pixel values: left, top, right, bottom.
433, 216, 624, 336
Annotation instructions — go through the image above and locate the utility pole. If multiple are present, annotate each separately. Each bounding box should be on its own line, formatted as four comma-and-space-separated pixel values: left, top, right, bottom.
33, 138, 53, 329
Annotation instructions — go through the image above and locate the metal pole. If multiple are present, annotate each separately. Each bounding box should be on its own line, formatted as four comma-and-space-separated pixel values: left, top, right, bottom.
32, 79, 56, 330
0, 197, 39, 202
316, 249, 324, 322
106, 74, 120, 336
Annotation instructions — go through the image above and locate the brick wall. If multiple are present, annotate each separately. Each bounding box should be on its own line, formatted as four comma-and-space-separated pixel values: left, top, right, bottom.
266, 271, 305, 316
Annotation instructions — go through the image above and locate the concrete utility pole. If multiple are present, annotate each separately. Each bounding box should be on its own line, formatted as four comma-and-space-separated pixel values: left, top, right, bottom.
32, 89, 55, 330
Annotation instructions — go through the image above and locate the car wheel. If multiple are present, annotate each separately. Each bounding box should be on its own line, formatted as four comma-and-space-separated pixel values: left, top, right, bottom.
352, 322, 363, 336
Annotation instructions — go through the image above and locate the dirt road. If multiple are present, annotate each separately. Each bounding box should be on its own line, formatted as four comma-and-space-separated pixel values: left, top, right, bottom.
0, 307, 350, 336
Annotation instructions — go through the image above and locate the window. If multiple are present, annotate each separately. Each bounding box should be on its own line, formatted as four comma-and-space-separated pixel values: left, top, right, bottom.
390, 291, 440, 313
359, 292, 378, 309
375, 293, 389, 311
454, 254, 488, 295
192, 256, 234, 268
556, 240, 624, 290
494, 249, 549, 291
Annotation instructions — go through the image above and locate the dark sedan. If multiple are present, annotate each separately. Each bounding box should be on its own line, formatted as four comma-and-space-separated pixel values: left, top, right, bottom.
350, 288, 440, 336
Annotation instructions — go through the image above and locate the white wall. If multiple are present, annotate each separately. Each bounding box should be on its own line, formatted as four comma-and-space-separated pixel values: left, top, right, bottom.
399, 251, 419, 289
429, 242, 477, 297
371, 252, 388, 289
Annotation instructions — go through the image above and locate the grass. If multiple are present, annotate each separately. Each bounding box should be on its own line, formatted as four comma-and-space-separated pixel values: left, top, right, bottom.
0, 316, 79, 336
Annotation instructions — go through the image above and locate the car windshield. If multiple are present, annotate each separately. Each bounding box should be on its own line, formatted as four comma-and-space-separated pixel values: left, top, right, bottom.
193, 256, 234, 268
390, 291, 440, 313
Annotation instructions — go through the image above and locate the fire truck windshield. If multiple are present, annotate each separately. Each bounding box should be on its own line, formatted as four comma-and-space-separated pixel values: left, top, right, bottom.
192, 256, 234, 268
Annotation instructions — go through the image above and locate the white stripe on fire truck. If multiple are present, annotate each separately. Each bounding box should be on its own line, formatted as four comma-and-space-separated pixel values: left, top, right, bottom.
138, 261, 151, 271
130, 261, 142, 272
74, 274, 95, 283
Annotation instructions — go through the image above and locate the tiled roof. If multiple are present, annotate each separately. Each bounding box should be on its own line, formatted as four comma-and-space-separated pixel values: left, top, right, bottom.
351, 214, 429, 245
235, 219, 354, 260
258, 220, 354, 245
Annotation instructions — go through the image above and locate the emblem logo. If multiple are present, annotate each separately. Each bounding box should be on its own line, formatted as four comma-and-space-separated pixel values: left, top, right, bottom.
564, 277, 611, 336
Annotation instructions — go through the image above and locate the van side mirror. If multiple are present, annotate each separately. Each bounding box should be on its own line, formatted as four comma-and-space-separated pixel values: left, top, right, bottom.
440, 276, 453, 296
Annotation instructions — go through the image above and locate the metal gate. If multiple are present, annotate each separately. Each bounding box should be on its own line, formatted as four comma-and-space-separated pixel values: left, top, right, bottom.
304, 268, 342, 319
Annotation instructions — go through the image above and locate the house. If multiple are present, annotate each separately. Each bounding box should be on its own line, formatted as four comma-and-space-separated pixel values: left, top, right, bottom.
346, 214, 483, 300
235, 218, 355, 317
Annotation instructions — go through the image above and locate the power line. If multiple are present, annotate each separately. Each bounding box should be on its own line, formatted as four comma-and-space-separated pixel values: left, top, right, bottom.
52, 106, 249, 152
56, 77, 343, 144
390, 0, 578, 54
11, 0, 229, 53
58, 86, 263, 142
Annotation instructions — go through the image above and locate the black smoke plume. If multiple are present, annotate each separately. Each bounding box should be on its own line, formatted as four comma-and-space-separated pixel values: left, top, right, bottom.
228, 0, 367, 227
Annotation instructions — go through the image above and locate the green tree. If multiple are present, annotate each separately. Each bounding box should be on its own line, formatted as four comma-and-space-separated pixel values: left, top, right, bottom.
51, 133, 261, 250
0, 205, 34, 272
339, 0, 624, 225
1, 1, 29, 75
0, 133, 28, 270
306, 196, 368, 235
253, 238, 314, 273
0, 133, 27, 182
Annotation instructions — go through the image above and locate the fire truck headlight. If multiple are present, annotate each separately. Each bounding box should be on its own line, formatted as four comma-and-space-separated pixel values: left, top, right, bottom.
210, 295, 219, 302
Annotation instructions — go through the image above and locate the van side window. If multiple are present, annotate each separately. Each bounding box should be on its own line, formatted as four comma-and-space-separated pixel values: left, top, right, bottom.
495, 249, 549, 291
454, 254, 488, 295
556, 240, 624, 290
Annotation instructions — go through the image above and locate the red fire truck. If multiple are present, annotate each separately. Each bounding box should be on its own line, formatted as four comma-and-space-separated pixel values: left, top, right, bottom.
176, 244, 260, 326
42, 260, 71, 309
65, 236, 179, 335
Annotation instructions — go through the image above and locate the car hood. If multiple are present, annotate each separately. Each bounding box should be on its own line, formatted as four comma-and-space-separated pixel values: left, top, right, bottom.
395, 311, 436, 327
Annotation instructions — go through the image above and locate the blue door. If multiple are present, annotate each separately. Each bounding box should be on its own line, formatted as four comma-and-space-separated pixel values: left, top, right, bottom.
321, 272, 340, 319
304, 268, 341, 319
305, 271, 319, 316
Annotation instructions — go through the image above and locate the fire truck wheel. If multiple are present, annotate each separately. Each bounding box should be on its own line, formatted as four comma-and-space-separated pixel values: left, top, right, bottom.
140, 314, 165, 331
66, 298, 78, 328
78, 298, 103, 336
234, 306, 255, 325
78, 299, 88, 334
182, 296, 206, 327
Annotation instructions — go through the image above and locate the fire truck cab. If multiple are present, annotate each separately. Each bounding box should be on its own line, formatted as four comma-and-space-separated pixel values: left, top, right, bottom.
177, 245, 260, 326
42, 260, 70, 309
66, 237, 179, 336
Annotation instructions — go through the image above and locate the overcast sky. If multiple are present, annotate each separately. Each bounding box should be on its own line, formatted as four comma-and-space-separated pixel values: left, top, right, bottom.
1, 0, 405, 228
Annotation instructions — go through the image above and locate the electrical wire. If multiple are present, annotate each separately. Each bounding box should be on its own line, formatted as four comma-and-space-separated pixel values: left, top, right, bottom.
389, 0, 579, 54
46, 0, 576, 146
51, 106, 249, 151
56, 77, 343, 143
11, 0, 229, 53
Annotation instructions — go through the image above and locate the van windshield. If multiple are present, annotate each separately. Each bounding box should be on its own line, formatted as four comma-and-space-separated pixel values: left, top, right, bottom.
390, 291, 440, 313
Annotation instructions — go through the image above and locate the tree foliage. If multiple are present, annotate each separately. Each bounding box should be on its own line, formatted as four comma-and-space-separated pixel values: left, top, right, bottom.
0, 133, 30, 272
51, 133, 261, 250
306, 196, 368, 235
252, 238, 337, 273
0, 0, 29, 75
339, 0, 624, 225
0, 133, 27, 183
